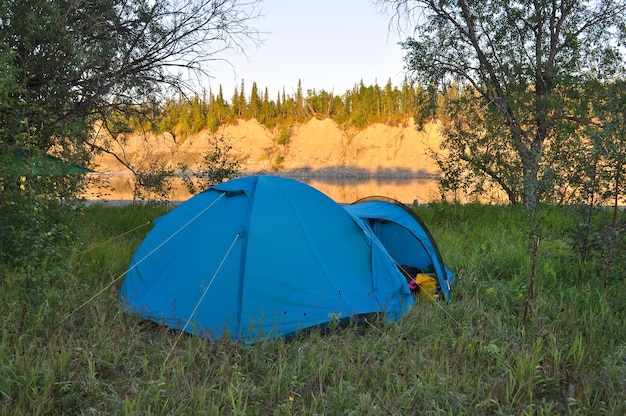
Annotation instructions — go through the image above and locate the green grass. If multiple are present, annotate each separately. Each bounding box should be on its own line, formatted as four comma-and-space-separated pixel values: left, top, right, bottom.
1, 203, 625, 415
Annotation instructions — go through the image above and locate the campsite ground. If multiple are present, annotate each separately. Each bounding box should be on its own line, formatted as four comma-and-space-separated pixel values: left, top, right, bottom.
1, 203, 625, 414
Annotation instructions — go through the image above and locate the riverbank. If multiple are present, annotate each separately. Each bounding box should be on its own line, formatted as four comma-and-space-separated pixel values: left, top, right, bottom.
91, 118, 445, 177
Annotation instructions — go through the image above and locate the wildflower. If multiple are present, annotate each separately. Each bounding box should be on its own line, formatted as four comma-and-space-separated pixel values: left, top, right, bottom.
518, 292, 524, 299
487, 287, 494, 293
289, 396, 295, 402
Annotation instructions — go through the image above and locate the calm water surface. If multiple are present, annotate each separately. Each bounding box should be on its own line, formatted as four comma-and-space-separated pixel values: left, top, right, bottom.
85, 174, 443, 205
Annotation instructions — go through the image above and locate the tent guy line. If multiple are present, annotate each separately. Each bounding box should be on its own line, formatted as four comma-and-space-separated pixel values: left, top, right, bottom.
59, 193, 227, 325
165, 232, 241, 366
79, 221, 152, 254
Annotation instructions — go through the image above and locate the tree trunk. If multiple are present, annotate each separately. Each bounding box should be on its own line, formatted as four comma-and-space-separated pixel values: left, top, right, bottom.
521, 141, 542, 209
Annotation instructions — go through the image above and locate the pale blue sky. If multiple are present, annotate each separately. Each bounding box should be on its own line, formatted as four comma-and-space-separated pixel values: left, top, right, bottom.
206, 0, 408, 98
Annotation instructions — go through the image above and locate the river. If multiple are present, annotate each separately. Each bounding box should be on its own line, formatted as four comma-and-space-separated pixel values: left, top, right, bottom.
85, 174, 444, 205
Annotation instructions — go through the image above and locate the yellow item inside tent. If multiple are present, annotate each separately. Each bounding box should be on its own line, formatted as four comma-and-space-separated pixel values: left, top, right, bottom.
415, 273, 437, 302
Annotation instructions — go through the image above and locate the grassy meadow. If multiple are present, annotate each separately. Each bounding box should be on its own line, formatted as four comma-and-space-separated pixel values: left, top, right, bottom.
1, 202, 625, 415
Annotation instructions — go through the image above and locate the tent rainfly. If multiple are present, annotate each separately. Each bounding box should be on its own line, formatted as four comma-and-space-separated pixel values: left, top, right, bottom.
120, 175, 417, 342
344, 197, 454, 302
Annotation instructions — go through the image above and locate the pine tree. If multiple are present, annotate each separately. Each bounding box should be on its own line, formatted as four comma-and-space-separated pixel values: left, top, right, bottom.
296, 79, 304, 118
249, 81, 260, 118
238, 79, 247, 117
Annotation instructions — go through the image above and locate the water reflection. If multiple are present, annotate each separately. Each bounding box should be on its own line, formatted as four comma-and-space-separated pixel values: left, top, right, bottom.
301, 177, 441, 204
85, 174, 442, 204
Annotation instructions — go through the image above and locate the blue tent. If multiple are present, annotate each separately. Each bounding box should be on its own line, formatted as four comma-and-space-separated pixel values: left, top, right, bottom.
120, 175, 414, 342
344, 197, 454, 301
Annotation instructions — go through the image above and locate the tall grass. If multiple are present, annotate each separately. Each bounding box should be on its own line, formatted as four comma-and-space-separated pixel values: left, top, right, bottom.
1, 203, 625, 415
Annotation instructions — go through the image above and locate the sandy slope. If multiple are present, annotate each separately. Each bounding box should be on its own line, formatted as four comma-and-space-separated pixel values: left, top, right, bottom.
92, 118, 444, 177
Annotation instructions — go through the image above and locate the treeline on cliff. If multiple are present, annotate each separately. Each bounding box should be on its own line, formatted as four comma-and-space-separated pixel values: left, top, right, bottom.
108, 78, 436, 140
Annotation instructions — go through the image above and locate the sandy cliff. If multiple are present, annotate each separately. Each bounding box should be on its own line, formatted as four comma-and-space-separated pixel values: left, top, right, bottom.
93, 118, 444, 177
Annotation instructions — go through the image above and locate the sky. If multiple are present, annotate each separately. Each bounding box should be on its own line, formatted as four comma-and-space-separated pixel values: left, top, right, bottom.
204, 0, 409, 98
